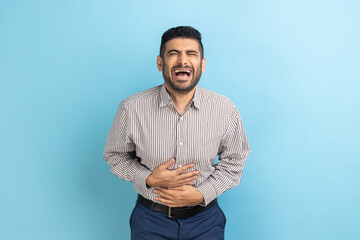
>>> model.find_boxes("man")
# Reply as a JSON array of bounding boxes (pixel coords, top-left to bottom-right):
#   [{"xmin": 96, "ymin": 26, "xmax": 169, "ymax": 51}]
[{"xmin": 103, "ymin": 26, "xmax": 250, "ymax": 239}]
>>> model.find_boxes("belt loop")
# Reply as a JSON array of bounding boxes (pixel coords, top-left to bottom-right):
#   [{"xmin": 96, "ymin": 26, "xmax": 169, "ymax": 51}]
[
  {"xmin": 168, "ymin": 207, "xmax": 173, "ymax": 218},
  {"xmin": 151, "ymin": 201, "xmax": 155, "ymax": 210}
]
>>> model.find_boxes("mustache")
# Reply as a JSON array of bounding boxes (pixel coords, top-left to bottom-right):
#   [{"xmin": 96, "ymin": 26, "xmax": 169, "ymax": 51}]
[{"xmin": 171, "ymin": 65, "xmax": 193, "ymax": 71}]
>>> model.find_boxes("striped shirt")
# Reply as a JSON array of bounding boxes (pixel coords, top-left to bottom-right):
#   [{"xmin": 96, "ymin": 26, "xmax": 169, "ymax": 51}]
[{"xmin": 103, "ymin": 84, "xmax": 250, "ymax": 205}]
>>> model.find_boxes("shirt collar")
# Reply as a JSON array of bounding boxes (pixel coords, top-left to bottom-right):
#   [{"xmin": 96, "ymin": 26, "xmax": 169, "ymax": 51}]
[{"xmin": 159, "ymin": 84, "xmax": 202, "ymax": 109}]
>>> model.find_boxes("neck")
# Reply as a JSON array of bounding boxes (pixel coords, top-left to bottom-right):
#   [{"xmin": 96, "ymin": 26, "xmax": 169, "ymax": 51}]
[{"xmin": 164, "ymin": 83, "xmax": 196, "ymax": 115}]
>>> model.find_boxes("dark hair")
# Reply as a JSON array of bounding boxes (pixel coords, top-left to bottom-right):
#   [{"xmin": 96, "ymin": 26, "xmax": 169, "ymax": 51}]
[{"xmin": 160, "ymin": 26, "xmax": 204, "ymax": 59}]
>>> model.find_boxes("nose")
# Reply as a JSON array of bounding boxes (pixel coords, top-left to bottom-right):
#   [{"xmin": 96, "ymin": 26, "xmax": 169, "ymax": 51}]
[{"xmin": 178, "ymin": 53, "xmax": 189, "ymax": 66}]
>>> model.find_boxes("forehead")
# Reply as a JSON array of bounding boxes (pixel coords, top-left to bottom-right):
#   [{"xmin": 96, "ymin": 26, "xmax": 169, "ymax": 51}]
[{"xmin": 165, "ymin": 38, "xmax": 201, "ymax": 52}]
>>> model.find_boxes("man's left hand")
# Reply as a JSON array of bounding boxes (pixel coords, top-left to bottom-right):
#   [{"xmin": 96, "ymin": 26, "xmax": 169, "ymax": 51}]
[{"xmin": 154, "ymin": 185, "xmax": 204, "ymax": 207}]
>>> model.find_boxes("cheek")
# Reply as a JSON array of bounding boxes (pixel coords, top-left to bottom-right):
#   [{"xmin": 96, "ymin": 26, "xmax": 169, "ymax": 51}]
[
  {"xmin": 162, "ymin": 63, "xmax": 169, "ymax": 73},
  {"xmin": 196, "ymin": 64, "xmax": 202, "ymax": 74},
  {"xmin": 164, "ymin": 61, "xmax": 173, "ymax": 71}
]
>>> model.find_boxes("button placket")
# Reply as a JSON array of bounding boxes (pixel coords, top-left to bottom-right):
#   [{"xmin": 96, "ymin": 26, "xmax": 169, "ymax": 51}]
[{"xmin": 175, "ymin": 115, "xmax": 185, "ymax": 168}]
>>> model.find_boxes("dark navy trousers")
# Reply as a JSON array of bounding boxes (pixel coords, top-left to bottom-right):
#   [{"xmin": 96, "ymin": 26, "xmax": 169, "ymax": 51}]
[{"xmin": 130, "ymin": 201, "xmax": 226, "ymax": 240}]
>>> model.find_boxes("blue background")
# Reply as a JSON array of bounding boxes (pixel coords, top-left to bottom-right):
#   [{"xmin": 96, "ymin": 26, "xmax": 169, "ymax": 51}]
[{"xmin": 1, "ymin": 0, "xmax": 359, "ymax": 239}]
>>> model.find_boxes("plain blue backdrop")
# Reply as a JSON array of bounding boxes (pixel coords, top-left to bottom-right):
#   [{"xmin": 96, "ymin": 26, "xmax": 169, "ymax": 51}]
[{"xmin": 1, "ymin": 0, "xmax": 359, "ymax": 239}]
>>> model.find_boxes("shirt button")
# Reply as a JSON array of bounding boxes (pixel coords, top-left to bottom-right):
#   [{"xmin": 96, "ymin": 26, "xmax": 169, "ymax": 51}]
[
  {"xmin": 180, "ymin": 117, "xmax": 183, "ymax": 120},
  {"xmin": 179, "ymin": 142, "xmax": 183, "ymax": 146}
]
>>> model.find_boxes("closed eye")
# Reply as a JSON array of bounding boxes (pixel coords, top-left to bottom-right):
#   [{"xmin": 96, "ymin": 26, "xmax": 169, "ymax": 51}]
[
  {"xmin": 187, "ymin": 51, "xmax": 198, "ymax": 56},
  {"xmin": 168, "ymin": 50, "xmax": 180, "ymax": 56}
]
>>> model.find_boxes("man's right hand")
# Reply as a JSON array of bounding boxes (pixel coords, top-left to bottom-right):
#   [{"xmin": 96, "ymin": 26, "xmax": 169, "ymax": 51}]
[{"xmin": 146, "ymin": 158, "xmax": 199, "ymax": 188}]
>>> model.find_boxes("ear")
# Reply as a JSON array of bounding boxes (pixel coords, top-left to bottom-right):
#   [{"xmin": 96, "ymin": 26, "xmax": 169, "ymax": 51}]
[
  {"xmin": 201, "ymin": 57, "xmax": 206, "ymax": 73},
  {"xmin": 157, "ymin": 55, "xmax": 163, "ymax": 72}
]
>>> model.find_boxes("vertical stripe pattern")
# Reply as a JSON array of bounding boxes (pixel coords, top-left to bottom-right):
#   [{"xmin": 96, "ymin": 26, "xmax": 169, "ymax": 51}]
[{"xmin": 103, "ymin": 84, "xmax": 251, "ymax": 205}]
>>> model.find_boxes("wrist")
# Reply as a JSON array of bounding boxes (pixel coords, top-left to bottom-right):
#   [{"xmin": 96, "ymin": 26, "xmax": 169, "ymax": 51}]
[
  {"xmin": 195, "ymin": 190, "xmax": 205, "ymax": 204},
  {"xmin": 146, "ymin": 174, "xmax": 155, "ymax": 188}
]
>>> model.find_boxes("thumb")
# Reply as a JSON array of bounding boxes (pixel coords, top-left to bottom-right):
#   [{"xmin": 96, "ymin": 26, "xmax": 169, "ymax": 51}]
[{"xmin": 160, "ymin": 158, "xmax": 175, "ymax": 169}]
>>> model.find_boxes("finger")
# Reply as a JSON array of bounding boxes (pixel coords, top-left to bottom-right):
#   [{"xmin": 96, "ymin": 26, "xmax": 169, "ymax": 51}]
[
  {"xmin": 169, "ymin": 174, "xmax": 198, "ymax": 187},
  {"xmin": 175, "ymin": 163, "xmax": 196, "ymax": 174},
  {"xmin": 154, "ymin": 197, "xmax": 178, "ymax": 207},
  {"xmin": 175, "ymin": 171, "xmax": 198, "ymax": 181},
  {"xmin": 155, "ymin": 187, "xmax": 172, "ymax": 194},
  {"xmin": 160, "ymin": 158, "xmax": 175, "ymax": 169},
  {"xmin": 154, "ymin": 189, "xmax": 175, "ymax": 200},
  {"xmin": 155, "ymin": 187, "xmax": 178, "ymax": 197},
  {"xmin": 170, "ymin": 177, "xmax": 197, "ymax": 187},
  {"xmin": 167, "ymin": 185, "xmax": 186, "ymax": 191}
]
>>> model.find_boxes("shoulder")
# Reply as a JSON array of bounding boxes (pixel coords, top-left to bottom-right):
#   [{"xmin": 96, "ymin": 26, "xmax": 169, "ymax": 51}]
[
  {"xmin": 197, "ymin": 86, "xmax": 235, "ymax": 108},
  {"xmin": 121, "ymin": 85, "xmax": 161, "ymax": 107}
]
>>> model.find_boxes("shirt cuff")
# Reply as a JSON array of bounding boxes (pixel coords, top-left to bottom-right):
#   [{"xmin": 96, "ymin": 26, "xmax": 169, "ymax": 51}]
[
  {"xmin": 196, "ymin": 181, "xmax": 218, "ymax": 206},
  {"xmin": 134, "ymin": 166, "xmax": 153, "ymax": 190}
]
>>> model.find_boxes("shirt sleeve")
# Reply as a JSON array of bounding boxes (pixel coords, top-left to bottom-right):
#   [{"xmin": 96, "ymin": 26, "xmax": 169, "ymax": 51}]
[
  {"xmin": 196, "ymin": 105, "xmax": 251, "ymax": 205},
  {"xmin": 103, "ymin": 100, "xmax": 152, "ymax": 189}
]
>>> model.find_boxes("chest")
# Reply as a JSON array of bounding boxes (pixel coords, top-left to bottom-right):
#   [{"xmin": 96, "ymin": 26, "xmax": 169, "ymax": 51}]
[{"xmin": 130, "ymin": 106, "xmax": 227, "ymax": 170}]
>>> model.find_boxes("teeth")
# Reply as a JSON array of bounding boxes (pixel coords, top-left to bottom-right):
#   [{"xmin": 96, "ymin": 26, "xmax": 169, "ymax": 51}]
[{"xmin": 175, "ymin": 70, "xmax": 191, "ymax": 73}]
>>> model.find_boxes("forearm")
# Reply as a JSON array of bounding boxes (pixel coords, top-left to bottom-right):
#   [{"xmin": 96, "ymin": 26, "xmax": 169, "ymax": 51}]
[
  {"xmin": 104, "ymin": 151, "xmax": 152, "ymax": 188},
  {"xmin": 196, "ymin": 149, "xmax": 250, "ymax": 205}
]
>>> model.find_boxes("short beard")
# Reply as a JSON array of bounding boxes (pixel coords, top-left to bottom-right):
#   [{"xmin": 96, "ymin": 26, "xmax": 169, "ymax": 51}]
[{"xmin": 162, "ymin": 60, "xmax": 202, "ymax": 94}]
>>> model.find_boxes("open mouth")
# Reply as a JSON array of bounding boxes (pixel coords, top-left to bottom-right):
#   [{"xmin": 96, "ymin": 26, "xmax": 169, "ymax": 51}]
[{"xmin": 172, "ymin": 69, "xmax": 193, "ymax": 81}]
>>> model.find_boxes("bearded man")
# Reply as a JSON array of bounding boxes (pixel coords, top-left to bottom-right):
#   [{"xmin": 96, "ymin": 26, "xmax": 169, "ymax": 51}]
[{"xmin": 103, "ymin": 26, "xmax": 250, "ymax": 240}]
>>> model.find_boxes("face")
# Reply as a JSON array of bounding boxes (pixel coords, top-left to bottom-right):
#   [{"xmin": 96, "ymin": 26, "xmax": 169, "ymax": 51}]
[{"xmin": 157, "ymin": 38, "xmax": 206, "ymax": 93}]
